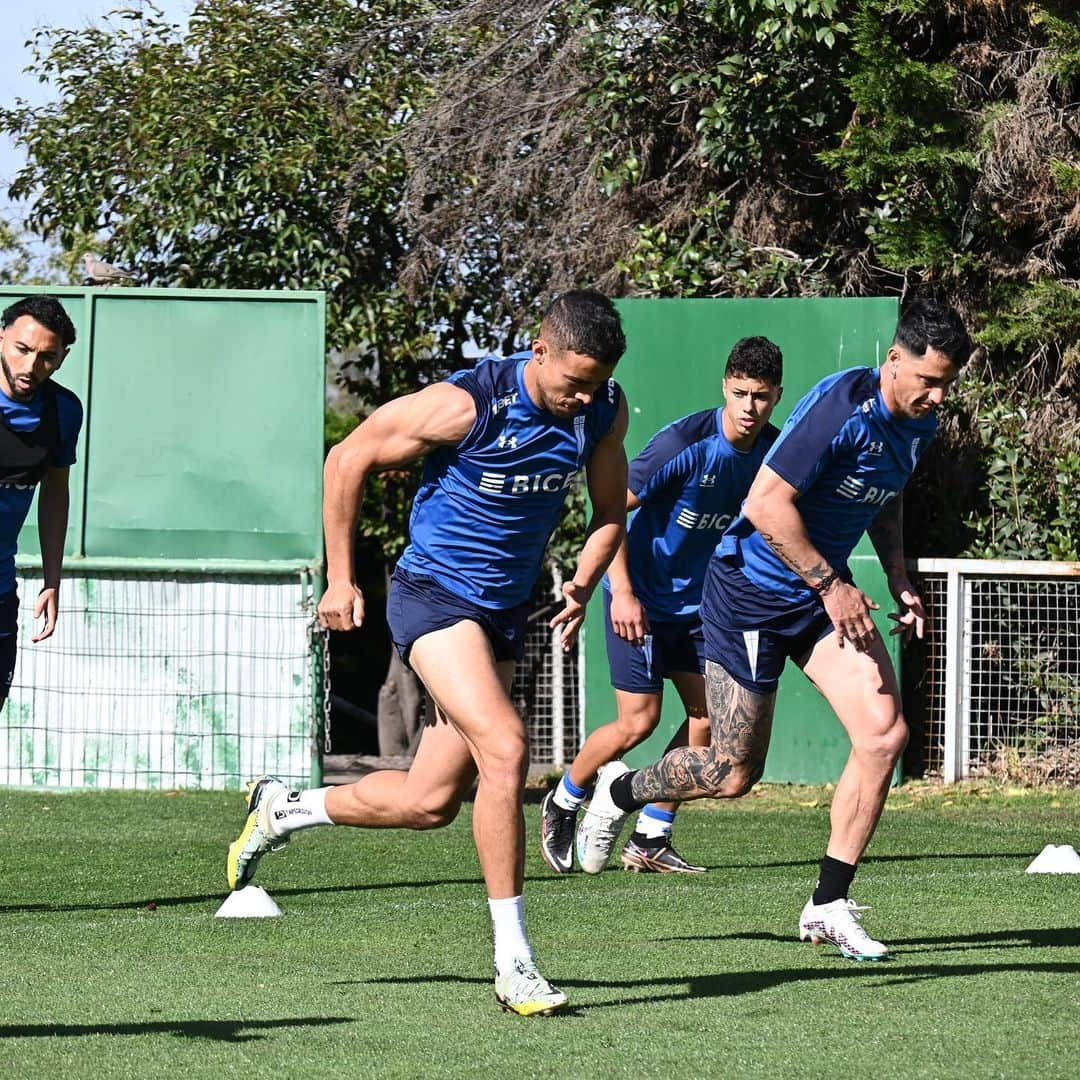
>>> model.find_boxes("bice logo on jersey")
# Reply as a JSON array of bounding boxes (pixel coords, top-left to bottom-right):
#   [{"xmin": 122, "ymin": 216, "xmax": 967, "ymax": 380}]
[
  {"xmin": 676, "ymin": 508, "xmax": 732, "ymax": 531},
  {"xmin": 479, "ymin": 470, "xmax": 580, "ymax": 494},
  {"xmin": 837, "ymin": 475, "xmax": 898, "ymax": 507}
]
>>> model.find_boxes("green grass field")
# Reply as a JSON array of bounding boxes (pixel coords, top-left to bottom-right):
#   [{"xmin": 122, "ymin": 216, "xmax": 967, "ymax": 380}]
[{"xmin": 2, "ymin": 782, "xmax": 1079, "ymax": 1078}]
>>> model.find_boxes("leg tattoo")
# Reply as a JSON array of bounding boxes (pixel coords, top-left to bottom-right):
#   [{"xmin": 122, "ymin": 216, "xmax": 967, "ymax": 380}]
[{"xmin": 629, "ymin": 661, "xmax": 775, "ymax": 803}]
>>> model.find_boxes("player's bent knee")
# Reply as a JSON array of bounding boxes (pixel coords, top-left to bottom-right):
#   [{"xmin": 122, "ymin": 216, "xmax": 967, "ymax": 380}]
[
  {"xmin": 614, "ymin": 713, "xmax": 660, "ymax": 748},
  {"xmin": 723, "ymin": 761, "xmax": 761, "ymax": 799},
  {"xmin": 407, "ymin": 796, "xmax": 463, "ymax": 830},
  {"xmin": 855, "ymin": 715, "xmax": 908, "ymax": 766},
  {"xmin": 473, "ymin": 733, "xmax": 529, "ymax": 780}
]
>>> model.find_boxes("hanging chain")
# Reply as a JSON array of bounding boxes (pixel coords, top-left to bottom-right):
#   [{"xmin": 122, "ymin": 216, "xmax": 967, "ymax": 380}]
[
  {"xmin": 308, "ymin": 609, "xmax": 333, "ymax": 755},
  {"xmin": 319, "ymin": 622, "xmax": 332, "ymax": 753}
]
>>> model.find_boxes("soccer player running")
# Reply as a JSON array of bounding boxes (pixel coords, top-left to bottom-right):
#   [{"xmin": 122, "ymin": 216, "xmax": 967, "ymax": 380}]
[
  {"xmin": 227, "ymin": 290, "xmax": 629, "ymax": 1016},
  {"xmin": 575, "ymin": 298, "xmax": 971, "ymax": 960},
  {"xmin": 0, "ymin": 296, "xmax": 83, "ymax": 707},
  {"xmin": 540, "ymin": 337, "xmax": 783, "ymax": 876}
]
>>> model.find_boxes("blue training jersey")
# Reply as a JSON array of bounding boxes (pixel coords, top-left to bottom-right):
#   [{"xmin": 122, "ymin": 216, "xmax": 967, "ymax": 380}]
[
  {"xmin": 0, "ymin": 381, "xmax": 83, "ymax": 594},
  {"xmin": 611, "ymin": 409, "xmax": 778, "ymax": 621},
  {"xmin": 397, "ymin": 353, "xmax": 623, "ymax": 609},
  {"xmin": 718, "ymin": 366, "xmax": 936, "ymax": 602}
]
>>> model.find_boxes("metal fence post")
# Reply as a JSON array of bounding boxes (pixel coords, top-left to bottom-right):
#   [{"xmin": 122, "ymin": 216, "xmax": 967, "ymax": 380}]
[
  {"xmin": 550, "ymin": 565, "xmax": 565, "ymax": 767},
  {"xmin": 943, "ymin": 566, "xmax": 964, "ymax": 781}
]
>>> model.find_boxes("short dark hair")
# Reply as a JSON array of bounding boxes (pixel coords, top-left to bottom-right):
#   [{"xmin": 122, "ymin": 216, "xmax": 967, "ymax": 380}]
[
  {"xmin": 540, "ymin": 289, "xmax": 626, "ymax": 368},
  {"xmin": 1, "ymin": 295, "xmax": 77, "ymax": 347},
  {"xmin": 725, "ymin": 336, "xmax": 783, "ymax": 385},
  {"xmin": 893, "ymin": 298, "xmax": 970, "ymax": 367}
]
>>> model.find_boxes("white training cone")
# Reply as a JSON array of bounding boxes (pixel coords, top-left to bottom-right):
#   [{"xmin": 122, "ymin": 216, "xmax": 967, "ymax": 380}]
[
  {"xmin": 215, "ymin": 885, "xmax": 284, "ymax": 917},
  {"xmin": 1025, "ymin": 844, "xmax": 1080, "ymax": 874}
]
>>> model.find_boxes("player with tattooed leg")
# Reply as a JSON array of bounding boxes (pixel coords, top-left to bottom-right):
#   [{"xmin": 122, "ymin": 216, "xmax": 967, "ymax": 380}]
[{"xmin": 576, "ymin": 299, "xmax": 971, "ymax": 960}]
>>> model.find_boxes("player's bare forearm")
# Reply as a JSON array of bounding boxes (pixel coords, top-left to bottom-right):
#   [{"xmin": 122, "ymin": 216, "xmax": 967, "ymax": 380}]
[
  {"xmin": 868, "ymin": 496, "xmax": 905, "ymax": 578},
  {"xmin": 604, "ymin": 505, "xmax": 636, "ymax": 596},
  {"xmin": 570, "ymin": 518, "xmax": 625, "ymax": 597},
  {"xmin": 37, "ymin": 470, "xmax": 70, "ymax": 590},
  {"xmin": 322, "ymin": 445, "xmax": 368, "ymax": 586},
  {"xmin": 744, "ymin": 484, "xmax": 835, "ymax": 591}
]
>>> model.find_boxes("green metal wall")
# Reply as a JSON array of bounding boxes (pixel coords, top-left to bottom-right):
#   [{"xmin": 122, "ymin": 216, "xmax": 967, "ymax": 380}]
[
  {"xmin": 583, "ymin": 297, "xmax": 900, "ymax": 784},
  {"xmin": 1, "ymin": 286, "xmax": 325, "ymax": 567}
]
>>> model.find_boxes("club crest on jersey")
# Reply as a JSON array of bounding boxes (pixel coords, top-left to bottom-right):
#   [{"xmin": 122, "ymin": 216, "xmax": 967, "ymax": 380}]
[
  {"xmin": 479, "ymin": 470, "xmax": 580, "ymax": 495},
  {"xmin": 837, "ymin": 475, "xmax": 898, "ymax": 507}
]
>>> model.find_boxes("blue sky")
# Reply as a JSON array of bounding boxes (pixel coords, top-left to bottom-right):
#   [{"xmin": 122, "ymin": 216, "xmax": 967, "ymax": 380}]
[{"xmin": 1, "ymin": 1, "xmax": 192, "ymax": 220}]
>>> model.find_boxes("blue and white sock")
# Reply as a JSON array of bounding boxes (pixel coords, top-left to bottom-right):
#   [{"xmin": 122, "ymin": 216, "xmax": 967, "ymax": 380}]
[
  {"xmin": 635, "ymin": 804, "xmax": 675, "ymax": 841},
  {"xmin": 552, "ymin": 774, "xmax": 587, "ymax": 812}
]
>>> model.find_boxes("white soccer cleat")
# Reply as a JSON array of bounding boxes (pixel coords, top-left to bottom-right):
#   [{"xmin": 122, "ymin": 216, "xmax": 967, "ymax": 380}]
[
  {"xmin": 494, "ymin": 960, "xmax": 568, "ymax": 1016},
  {"xmin": 575, "ymin": 761, "xmax": 631, "ymax": 874},
  {"xmin": 798, "ymin": 896, "xmax": 890, "ymax": 961},
  {"xmin": 226, "ymin": 775, "xmax": 290, "ymax": 891}
]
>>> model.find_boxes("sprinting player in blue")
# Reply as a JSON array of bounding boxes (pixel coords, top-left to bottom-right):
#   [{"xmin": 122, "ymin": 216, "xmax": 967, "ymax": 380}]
[
  {"xmin": 540, "ymin": 337, "xmax": 782, "ymax": 876},
  {"xmin": 576, "ymin": 298, "xmax": 971, "ymax": 960},
  {"xmin": 0, "ymin": 296, "xmax": 83, "ymax": 707},
  {"xmin": 227, "ymin": 290, "xmax": 629, "ymax": 1016}
]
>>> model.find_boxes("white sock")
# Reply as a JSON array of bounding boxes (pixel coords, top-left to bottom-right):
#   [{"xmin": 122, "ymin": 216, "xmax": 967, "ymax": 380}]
[
  {"xmin": 553, "ymin": 774, "xmax": 587, "ymax": 812},
  {"xmin": 635, "ymin": 804, "xmax": 675, "ymax": 840},
  {"xmin": 266, "ymin": 786, "xmax": 335, "ymax": 837},
  {"xmin": 488, "ymin": 895, "xmax": 534, "ymax": 974}
]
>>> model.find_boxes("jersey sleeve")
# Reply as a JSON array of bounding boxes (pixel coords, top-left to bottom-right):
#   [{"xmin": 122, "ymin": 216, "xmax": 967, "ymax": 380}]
[
  {"xmin": 628, "ymin": 409, "xmax": 715, "ymax": 501},
  {"xmin": 764, "ymin": 369, "xmax": 873, "ymax": 494},
  {"xmin": 53, "ymin": 388, "xmax": 84, "ymax": 468},
  {"xmin": 446, "ymin": 365, "xmax": 493, "ymax": 452},
  {"xmin": 588, "ymin": 378, "xmax": 623, "ymax": 448}
]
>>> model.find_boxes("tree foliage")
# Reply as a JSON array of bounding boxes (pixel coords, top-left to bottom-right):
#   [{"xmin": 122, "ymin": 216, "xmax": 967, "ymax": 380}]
[{"xmin": 1, "ymin": 0, "xmax": 1077, "ymax": 563}]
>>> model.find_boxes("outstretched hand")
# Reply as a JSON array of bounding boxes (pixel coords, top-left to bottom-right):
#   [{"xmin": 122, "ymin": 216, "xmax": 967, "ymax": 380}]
[
  {"xmin": 886, "ymin": 577, "xmax": 926, "ymax": 642},
  {"xmin": 32, "ymin": 587, "xmax": 59, "ymax": 642},
  {"xmin": 549, "ymin": 580, "xmax": 592, "ymax": 652}
]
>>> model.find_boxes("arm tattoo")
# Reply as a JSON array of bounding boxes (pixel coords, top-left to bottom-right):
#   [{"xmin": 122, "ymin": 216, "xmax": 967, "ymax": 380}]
[
  {"xmin": 758, "ymin": 529, "xmax": 834, "ymax": 590},
  {"xmin": 629, "ymin": 661, "xmax": 776, "ymax": 803}
]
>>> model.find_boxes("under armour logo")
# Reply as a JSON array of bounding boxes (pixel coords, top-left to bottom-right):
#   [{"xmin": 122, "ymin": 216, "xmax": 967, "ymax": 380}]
[
  {"xmin": 867, "ymin": 441, "xmax": 884, "ymax": 455},
  {"xmin": 498, "ymin": 434, "xmax": 518, "ymax": 449}
]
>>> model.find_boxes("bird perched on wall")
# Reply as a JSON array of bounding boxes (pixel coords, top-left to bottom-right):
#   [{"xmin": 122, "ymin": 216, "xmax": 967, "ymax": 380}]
[{"xmin": 83, "ymin": 253, "xmax": 136, "ymax": 285}]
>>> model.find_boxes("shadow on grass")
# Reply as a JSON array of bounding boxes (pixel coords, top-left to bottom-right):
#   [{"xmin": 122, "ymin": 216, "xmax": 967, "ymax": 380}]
[
  {"xmin": 0, "ymin": 877, "xmax": 487, "ymax": 915},
  {"xmin": 671, "ymin": 927, "xmax": 1080, "ymax": 952},
  {"xmin": 347, "ymin": 954, "xmax": 1080, "ymax": 1010},
  {"xmin": 694, "ymin": 850, "xmax": 1044, "ymax": 872},
  {"xmin": 0, "ymin": 1016, "xmax": 353, "ymax": 1043},
  {"xmin": 0, "ymin": 849, "xmax": 1047, "ymax": 915}
]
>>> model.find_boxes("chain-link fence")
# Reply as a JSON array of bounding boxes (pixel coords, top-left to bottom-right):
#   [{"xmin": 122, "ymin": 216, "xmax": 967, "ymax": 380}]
[
  {"xmin": 912, "ymin": 559, "xmax": 1080, "ymax": 783},
  {"xmin": 2, "ymin": 568, "xmax": 322, "ymax": 790},
  {"xmin": 513, "ymin": 573, "xmax": 581, "ymax": 768}
]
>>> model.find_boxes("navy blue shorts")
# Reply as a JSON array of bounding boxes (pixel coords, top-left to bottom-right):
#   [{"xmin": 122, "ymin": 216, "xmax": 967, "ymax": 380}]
[
  {"xmin": 603, "ymin": 588, "xmax": 706, "ymax": 694},
  {"xmin": 0, "ymin": 589, "xmax": 18, "ymax": 704},
  {"xmin": 701, "ymin": 559, "xmax": 835, "ymax": 695},
  {"xmin": 387, "ymin": 567, "xmax": 531, "ymax": 666}
]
